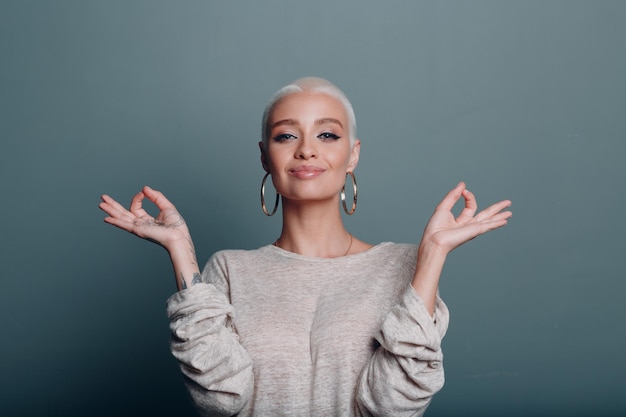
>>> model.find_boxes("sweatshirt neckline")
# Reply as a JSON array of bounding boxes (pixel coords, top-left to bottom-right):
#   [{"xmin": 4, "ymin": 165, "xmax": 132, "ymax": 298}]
[{"xmin": 262, "ymin": 241, "xmax": 394, "ymax": 262}]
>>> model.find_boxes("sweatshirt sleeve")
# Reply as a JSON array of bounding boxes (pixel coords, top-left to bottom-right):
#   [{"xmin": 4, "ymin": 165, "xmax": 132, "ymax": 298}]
[
  {"xmin": 356, "ymin": 285, "xmax": 449, "ymax": 417},
  {"xmin": 166, "ymin": 254, "xmax": 254, "ymax": 417}
]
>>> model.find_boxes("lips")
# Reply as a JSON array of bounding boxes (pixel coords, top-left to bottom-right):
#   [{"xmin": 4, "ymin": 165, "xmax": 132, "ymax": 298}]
[{"xmin": 288, "ymin": 165, "xmax": 326, "ymax": 179}]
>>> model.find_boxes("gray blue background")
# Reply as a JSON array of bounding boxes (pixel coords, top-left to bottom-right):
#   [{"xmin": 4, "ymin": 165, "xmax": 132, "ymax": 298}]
[{"xmin": 1, "ymin": 1, "xmax": 624, "ymax": 416}]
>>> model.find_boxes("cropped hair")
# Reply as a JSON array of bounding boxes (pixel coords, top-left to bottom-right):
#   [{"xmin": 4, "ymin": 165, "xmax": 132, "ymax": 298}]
[{"xmin": 261, "ymin": 77, "xmax": 357, "ymax": 148}]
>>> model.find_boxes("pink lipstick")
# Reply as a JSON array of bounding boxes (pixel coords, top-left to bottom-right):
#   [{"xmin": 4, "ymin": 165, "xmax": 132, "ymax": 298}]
[{"xmin": 289, "ymin": 165, "xmax": 326, "ymax": 179}]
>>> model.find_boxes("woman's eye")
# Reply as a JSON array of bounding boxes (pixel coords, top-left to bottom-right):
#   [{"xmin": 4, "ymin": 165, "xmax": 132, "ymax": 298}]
[
  {"xmin": 318, "ymin": 132, "xmax": 340, "ymax": 141},
  {"xmin": 272, "ymin": 133, "xmax": 297, "ymax": 142}
]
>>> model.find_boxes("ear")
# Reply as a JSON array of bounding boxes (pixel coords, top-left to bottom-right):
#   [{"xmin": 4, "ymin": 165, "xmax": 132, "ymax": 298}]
[
  {"xmin": 259, "ymin": 141, "xmax": 271, "ymax": 173},
  {"xmin": 347, "ymin": 139, "xmax": 361, "ymax": 172}
]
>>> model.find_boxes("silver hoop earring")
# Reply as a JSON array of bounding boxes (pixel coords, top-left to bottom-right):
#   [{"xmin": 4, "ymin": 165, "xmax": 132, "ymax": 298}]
[
  {"xmin": 261, "ymin": 172, "xmax": 279, "ymax": 216},
  {"xmin": 341, "ymin": 172, "xmax": 357, "ymax": 215}
]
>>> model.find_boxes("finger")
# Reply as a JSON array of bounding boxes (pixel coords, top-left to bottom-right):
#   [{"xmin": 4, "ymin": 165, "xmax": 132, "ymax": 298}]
[
  {"xmin": 476, "ymin": 217, "xmax": 510, "ymax": 233},
  {"xmin": 474, "ymin": 200, "xmax": 512, "ymax": 222},
  {"xmin": 99, "ymin": 198, "xmax": 133, "ymax": 220},
  {"xmin": 129, "ymin": 191, "xmax": 150, "ymax": 217},
  {"xmin": 99, "ymin": 201, "xmax": 122, "ymax": 218},
  {"xmin": 435, "ymin": 182, "xmax": 466, "ymax": 212},
  {"xmin": 100, "ymin": 194, "xmax": 131, "ymax": 215},
  {"xmin": 480, "ymin": 210, "xmax": 512, "ymax": 224},
  {"xmin": 103, "ymin": 215, "xmax": 137, "ymax": 233},
  {"xmin": 460, "ymin": 216, "xmax": 511, "ymax": 243},
  {"xmin": 142, "ymin": 185, "xmax": 177, "ymax": 211},
  {"xmin": 455, "ymin": 189, "xmax": 478, "ymax": 224},
  {"xmin": 100, "ymin": 203, "xmax": 143, "ymax": 231}
]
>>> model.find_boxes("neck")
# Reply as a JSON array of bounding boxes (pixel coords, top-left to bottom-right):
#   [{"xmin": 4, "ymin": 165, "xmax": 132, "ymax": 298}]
[{"xmin": 275, "ymin": 197, "xmax": 352, "ymax": 258}]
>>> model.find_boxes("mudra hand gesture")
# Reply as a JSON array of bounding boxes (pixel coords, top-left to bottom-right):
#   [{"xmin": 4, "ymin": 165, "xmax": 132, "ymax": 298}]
[
  {"xmin": 422, "ymin": 181, "xmax": 512, "ymax": 255},
  {"xmin": 99, "ymin": 185, "xmax": 190, "ymax": 252},
  {"xmin": 412, "ymin": 182, "xmax": 512, "ymax": 315}
]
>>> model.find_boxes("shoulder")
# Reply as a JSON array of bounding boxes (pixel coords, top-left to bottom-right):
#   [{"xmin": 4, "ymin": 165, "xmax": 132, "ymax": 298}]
[
  {"xmin": 200, "ymin": 245, "xmax": 276, "ymax": 287},
  {"xmin": 357, "ymin": 243, "xmax": 419, "ymax": 282},
  {"xmin": 347, "ymin": 242, "xmax": 419, "ymax": 297},
  {"xmin": 343, "ymin": 242, "xmax": 419, "ymax": 281},
  {"xmin": 203, "ymin": 242, "xmax": 418, "ymax": 275},
  {"xmin": 204, "ymin": 245, "xmax": 276, "ymax": 270},
  {"xmin": 358, "ymin": 242, "xmax": 418, "ymax": 263}
]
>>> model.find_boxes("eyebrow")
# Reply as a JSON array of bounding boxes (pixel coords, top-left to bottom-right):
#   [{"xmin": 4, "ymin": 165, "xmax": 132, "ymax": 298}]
[
  {"xmin": 271, "ymin": 119, "xmax": 298, "ymax": 129},
  {"xmin": 315, "ymin": 118, "xmax": 343, "ymax": 128},
  {"xmin": 271, "ymin": 118, "xmax": 344, "ymax": 129}
]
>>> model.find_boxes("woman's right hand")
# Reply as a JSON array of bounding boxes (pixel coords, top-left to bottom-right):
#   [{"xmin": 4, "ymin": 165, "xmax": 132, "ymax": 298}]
[{"xmin": 99, "ymin": 185, "xmax": 190, "ymax": 252}]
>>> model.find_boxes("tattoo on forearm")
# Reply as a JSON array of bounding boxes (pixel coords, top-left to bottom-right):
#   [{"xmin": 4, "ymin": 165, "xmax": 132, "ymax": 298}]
[
  {"xmin": 191, "ymin": 273, "xmax": 202, "ymax": 285},
  {"xmin": 187, "ymin": 235, "xmax": 197, "ymax": 266},
  {"xmin": 180, "ymin": 272, "xmax": 203, "ymax": 290}
]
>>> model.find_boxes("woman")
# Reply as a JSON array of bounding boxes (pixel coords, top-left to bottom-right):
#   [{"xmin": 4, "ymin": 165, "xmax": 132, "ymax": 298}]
[{"xmin": 99, "ymin": 77, "xmax": 512, "ymax": 417}]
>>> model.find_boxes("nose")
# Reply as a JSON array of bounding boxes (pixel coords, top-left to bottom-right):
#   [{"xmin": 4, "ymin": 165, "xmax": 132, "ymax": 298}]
[{"xmin": 295, "ymin": 136, "xmax": 317, "ymax": 160}]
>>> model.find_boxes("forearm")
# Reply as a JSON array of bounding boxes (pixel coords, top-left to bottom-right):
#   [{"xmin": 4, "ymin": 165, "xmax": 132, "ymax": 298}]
[
  {"xmin": 167, "ymin": 283, "xmax": 254, "ymax": 416},
  {"xmin": 411, "ymin": 243, "xmax": 447, "ymax": 316},
  {"xmin": 167, "ymin": 235, "xmax": 201, "ymax": 291},
  {"xmin": 357, "ymin": 287, "xmax": 449, "ymax": 416}
]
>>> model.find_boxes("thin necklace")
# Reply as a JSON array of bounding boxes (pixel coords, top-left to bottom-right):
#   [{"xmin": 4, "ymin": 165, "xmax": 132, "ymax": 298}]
[
  {"xmin": 343, "ymin": 233, "xmax": 354, "ymax": 256},
  {"xmin": 274, "ymin": 233, "xmax": 354, "ymax": 257}
]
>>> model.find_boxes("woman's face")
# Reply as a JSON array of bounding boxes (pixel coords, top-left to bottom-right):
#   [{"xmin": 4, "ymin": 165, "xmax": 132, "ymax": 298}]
[{"xmin": 261, "ymin": 91, "xmax": 360, "ymax": 204}]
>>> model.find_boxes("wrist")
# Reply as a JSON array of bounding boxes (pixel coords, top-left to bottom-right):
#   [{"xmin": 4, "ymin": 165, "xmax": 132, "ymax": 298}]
[
  {"xmin": 417, "ymin": 240, "xmax": 449, "ymax": 261},
  {"xmin": 412, "ymin": 241, "xmax": 448, "ymax": 315},
  {"xmin": 163, "ymin": 231, "xmax": 192, "ymax": 252},
  {"xmin": 165, "ymin": 235, "xmax": 197, "ymax": 264}
]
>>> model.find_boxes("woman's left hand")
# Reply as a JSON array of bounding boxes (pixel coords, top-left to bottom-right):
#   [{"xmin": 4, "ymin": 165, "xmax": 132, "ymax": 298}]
[
  {"xmin": 412, "ymin": 182, "xmax": 511, "ymax": 315},
  {"xmin": 421, "ymin": 182, "xmax": 512, "ymax": 255}
]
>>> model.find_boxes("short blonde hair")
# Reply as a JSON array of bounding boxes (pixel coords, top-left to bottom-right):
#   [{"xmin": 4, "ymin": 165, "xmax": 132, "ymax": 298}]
[{"xmin": 261, "ymin": 77, "xmax": 357, "ymax": 148}]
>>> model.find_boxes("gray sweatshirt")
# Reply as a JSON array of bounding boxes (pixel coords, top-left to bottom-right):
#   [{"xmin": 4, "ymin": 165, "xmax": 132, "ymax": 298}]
[{"xmin": 167, "ymin": 242, "xmax": 449, "ymax": 417}]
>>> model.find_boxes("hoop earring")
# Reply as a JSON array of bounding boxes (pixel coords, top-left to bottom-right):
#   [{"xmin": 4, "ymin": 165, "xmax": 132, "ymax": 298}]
[
  {"xmin": 341, "ymin": 172, "xmax": 357, "ymax": 215},
  {"xmin": 261, "ymin": 172, "xmax": 279, "ymax": 216}
]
